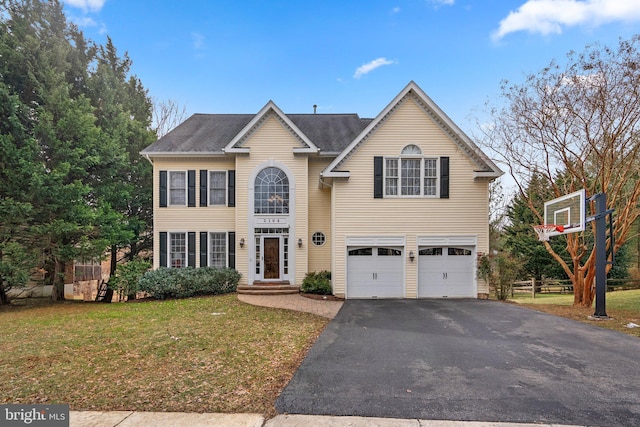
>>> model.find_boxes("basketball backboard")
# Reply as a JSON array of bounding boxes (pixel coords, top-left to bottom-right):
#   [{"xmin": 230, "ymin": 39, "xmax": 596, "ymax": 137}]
[{"xmin": 543, "ymin": 189, "xmax": 586, "ymax": 237}]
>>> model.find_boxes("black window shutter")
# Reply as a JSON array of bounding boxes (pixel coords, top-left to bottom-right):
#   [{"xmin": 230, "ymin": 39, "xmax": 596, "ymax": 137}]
[
  {"xmin": 187, "ymin": 170, "xmax": 196, "ymax": 207},
  {"xmin": 200, "ymin": 232, "xmax": 208, "ymax": 267},
  {"xmin": 200, "ymin": 170, "xmax": 208, "ymax": 207},
  {"xmin": 228, "ymin": 170, "xmax": 236, "ymax": 207},
  {"xmin": 159, "ymin": 232, "xmax": 167, "ymax": 267},
  {"xmin": 373, "ymin": 157, "xmax": 383, "ymax": 199},
  {"xmin": 159, "ymin": 171, "xmax": 167, "ymax": 207},
  {"xmin": 440, "ymin": 157, "xmax": 450, "ymax": 199},
  {"xmin": 188, "ymin": 232, "xmax": 196, "ymax": 267},
  {"xmin": 228, "ymin": 232, "xmax": 236, "ymax": 269}
]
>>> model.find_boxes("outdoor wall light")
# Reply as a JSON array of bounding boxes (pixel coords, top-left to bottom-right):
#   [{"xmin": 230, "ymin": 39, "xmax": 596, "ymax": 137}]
[
  {"xmin": 239, "ymin": 238, "xmax": 245, "ymax": 248},
  {"xmin": 409, "ymin": 251, "xmax": 415, "ymax": 262},
  {"xmin": 298, "ymin": 238, "xmax": 303, "ymax": 248}
]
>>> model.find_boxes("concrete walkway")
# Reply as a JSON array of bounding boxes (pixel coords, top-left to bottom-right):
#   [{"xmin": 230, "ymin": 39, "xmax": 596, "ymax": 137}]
[
  {"xmin": 237, "ymin": 293, "xmax": 344, "ymax": 319},
  {"xmin": 70, "ymin": 411, "xmax": 582, "ymax": 426}
]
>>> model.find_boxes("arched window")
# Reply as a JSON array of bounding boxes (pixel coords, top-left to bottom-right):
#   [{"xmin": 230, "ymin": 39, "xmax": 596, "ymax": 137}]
[
  {"xmin": 254, "ymin": 167, "xmax": 289, "ymax": 214},
  {"xmin": 401, "ymin": 144, "xmax": 422, "ymax": 155}
]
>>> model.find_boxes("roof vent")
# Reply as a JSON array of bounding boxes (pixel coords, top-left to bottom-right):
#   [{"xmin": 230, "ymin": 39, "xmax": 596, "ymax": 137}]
[{"xmin": 313, "ymin": 104, "xmax": 317, "ymax": 114}]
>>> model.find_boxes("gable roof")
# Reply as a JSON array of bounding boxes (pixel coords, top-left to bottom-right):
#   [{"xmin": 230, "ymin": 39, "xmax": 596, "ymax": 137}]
[
  {"xmin": 141, "ymin": 103, "xmax": 372, "ymax": 157},
  {"xmin": 322, "ymin": 81, "xmax": 503, "ymax": 179}
]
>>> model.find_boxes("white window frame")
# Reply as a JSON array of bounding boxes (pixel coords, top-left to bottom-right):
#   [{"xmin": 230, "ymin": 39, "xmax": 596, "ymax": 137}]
[
  {"xmin": 168, "ymin": 171, "xmax": 187, "ymax": 206},
  {"xmin": 384, "ymin": 146, "xmax": 439, "ymax": 198},
  {"xmin": 169, "ymin": 232, "xmax": 187, "ymax": 268},
  {"xmin": 208, "ymin": 171, "xmax": 227, "ymax": 206},
  {"xmin": 209, "ymin": 231, "xmax": 228, "ymax": 268}
]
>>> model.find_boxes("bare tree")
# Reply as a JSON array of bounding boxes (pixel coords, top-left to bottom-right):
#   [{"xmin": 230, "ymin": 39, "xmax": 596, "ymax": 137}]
[
  {"xmin": 152, "ymin": 98, "xmax": 188, "ymax": 138},
  {"xmin": 481, "ymin": 35, "xmax": 640, "ymax": 307}
]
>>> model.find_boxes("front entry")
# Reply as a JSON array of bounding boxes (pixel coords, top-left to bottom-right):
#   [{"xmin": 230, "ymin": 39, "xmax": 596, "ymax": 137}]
[{"xmin": 263, "ymin": 237, "xmax": 280, "ymax": 279}]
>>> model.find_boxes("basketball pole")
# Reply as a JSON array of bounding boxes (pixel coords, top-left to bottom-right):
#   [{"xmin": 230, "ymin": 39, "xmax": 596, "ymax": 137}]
[{"xmin": 590, "ymin": 193, "xmax": 609, "ymax": 319}]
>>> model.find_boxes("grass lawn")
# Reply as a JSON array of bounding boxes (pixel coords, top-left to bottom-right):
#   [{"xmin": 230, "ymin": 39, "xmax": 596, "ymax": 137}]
[
  {"xmin": 509, "ymin": 289, "xmax": 640, "ymax": 338},
  {"xmin": 0, "ymin": 294, "xmax": 328, "ymax": 415}
]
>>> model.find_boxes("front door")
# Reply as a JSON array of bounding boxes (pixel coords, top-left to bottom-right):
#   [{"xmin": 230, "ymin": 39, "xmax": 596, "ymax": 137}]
[{"xmin": 263, "ymin": 237, "xmax": 280, "ymax": 279}]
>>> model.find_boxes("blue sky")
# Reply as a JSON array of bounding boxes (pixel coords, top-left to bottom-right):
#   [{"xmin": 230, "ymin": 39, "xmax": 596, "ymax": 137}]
[{"xmin": 63, "ymin": 0, "xmax": 640, "ymax": 135}]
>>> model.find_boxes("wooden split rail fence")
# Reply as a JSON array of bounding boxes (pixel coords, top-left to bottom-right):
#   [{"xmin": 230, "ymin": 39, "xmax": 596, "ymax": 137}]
[{"xmin": 509, "ymin": 278, "xmax": 640, "ymax": 298}]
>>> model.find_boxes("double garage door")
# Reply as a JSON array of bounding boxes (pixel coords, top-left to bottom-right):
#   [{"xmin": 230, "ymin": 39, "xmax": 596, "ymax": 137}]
[{"xmin": 346, "ymin": 241, "xmax": 475, "ymax": 299}]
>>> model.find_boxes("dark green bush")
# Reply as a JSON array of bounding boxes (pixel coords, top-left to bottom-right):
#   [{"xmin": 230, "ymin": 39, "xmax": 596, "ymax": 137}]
[
  {"xmin": 137, "ymin": 267, "xmax": 240, "ymax": 299},
  {"xmin": 301, "ymin": 270, "xmax": 332, "ymax": 295}
]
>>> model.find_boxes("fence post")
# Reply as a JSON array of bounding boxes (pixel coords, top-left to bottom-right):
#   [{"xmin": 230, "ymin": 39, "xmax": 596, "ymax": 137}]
[{"xmin": 531, "ymin": 277, "xmax": 536, "ymax": 299}]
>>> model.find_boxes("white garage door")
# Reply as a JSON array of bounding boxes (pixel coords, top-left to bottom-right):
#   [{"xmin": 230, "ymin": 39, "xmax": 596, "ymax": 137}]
[
  {"xmin": 347, "ymin": 247, "xmax": 404, "ymax": 298},
  {"xmin": 418, "ymin": 246, "xmax": 474, "ymax": 298}
]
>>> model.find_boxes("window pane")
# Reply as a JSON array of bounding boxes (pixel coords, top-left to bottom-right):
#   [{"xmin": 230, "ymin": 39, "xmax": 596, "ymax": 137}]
[
  {"xmin": 424, "ymin": 159, "xmax": 437, "ymax": 196},
  {"xmin": 170, "ymin": 233, "xmax": 186, "ymax": 268},
  {"xmin": 209, "ymin": 232, "xmax": 227, "ymax": 267},
  {"xmin": 169, "ymin": 172, "xmax": 186, "ymax": 205},
  {"xmin": 401, "ymin": 144, "xmax": 422, "ymax": 155},
  {"xmin": 348, "ymin": 248, "xmax": 373, "ymax": 256},
  {"xmin": 312, "ymin": 231, "xmax": 326, "ymax": 246},
  {"xmin": 385, "ymin": 158, "xmax": 398, "ymax": 196},
  {"xmin": 401, "ymin": 159, "xmax": 421, "ymax": 195},
  {"xmin": 209, "ymin": 171, "xmax": 226, "ymax": 205},
  {"xmin": 254, "ymin": 167, "xmax": 289, "ymax": 214},
  {"xmin": 419, "ymin": 248, "xmax": 443, "ymax": 256},
  {"xmin": 378, "ymin": 248, "xmax": 402, "ymax": 256},
  {"xmin": 448, "ymin": 247, "xmax": 472, "ymax": 256}
]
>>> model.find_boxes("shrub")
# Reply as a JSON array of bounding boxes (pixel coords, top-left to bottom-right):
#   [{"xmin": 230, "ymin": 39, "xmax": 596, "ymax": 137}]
[
  {"xmin": 109, "ymin": 259, "xmax": 151, "ymax": 300},
  {"xmin": 301, "ymin": 270, "xmax": 332, "ymax": 295},
  {"xmin": 477, "ymin": 253, "xmax": 521, "ymax": 300},
  {"xmin": 137, "ymin": 267, "xmax": 241, "ymax": 299}
]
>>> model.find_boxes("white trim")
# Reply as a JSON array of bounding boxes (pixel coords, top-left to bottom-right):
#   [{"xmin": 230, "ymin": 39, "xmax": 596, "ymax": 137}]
[
  {"xmin": 247, "ymin": 161, "xmax": 296, "ymax": 284},
  {"xmin": 168, "ymin": 170, "xmax": 187, "ymax": 206},
  {"xmin": 418, "ymin": 235, "xmax": 477, "ymax": 246},
  {"xmin": 168, "ymin": 231, "xmax": 188, "ymax": 269},
  {"xmin": 224, "ymin": 101, "xmax": 320, "ymax": 153},
  {"xmin": 207, "ymin": 231, "xmax": 229, "ymax": 269},
  {"xmin": 346, "ymin": 236, "xmax": 406, "ymax": 246},
  {"xmin": 141, "ymin": 151, "xmax": 228, "ymax": 157}
]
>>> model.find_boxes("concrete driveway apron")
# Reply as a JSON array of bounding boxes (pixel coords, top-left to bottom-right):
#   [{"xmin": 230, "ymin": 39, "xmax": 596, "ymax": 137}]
[{"xmin": 276, "ymin": 299, "xmax": 640, "ymax": 426}]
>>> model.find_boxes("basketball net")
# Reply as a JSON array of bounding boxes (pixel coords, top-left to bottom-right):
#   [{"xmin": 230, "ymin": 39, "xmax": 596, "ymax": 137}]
[{"xmin": 533, "ymin": 224, "xmax": 565, "ymax": 242}]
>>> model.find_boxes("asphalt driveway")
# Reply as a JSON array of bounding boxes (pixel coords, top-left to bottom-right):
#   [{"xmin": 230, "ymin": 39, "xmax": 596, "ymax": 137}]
[{"xmin": 276, "ymin": 299, "xmax": 640, "ymax": 426}]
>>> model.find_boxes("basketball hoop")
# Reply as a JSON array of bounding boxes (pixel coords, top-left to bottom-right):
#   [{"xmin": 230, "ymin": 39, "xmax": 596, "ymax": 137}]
[{"xmin": 533, "ymin": 224, "xmax": 565, "ymax": 241}]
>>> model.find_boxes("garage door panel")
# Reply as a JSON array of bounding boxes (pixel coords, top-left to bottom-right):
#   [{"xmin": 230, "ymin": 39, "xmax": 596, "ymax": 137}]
[
  {"xmin": 419, "ymin": 246, "xmax": 474, "ymax": 298},
  {"xmin": 347, "ymin": 246, "xmax": 403, "ymax": 299}
]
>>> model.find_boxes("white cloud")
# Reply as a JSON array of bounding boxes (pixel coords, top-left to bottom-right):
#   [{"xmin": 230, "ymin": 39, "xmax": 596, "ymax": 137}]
[
  {"xmin": 64, "ymin": 0, "xmax": 107, "ymax": 13},
  {"xmin": 191, "ymin": 32, "xmax": 205, "ymax": 50},
  {"xmin": 493, "ymin": 0, "xmax": 640, "ymax": 41},
  {"xmin": 431, "ymin": 0, "xmax": 455, "ymax": 5},
  {"xmin": 353, "ymin": 57, "xmax": 396, "ymax": 79}
]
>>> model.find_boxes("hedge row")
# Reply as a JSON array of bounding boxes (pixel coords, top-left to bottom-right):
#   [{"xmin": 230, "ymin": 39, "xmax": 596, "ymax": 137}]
[{"xmin": 137, "ymin": 267, "xmax": 241, "ymax": 299}]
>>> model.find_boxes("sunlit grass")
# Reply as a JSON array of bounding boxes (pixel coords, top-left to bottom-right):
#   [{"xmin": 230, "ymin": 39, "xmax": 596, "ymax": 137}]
[
  {"xmin": 0, "ymin": 295, "xmax": 328, "ymax": 415},
  {"xmin": 509, "ymin": 289, "xmax": 640, "ymax": 337}
]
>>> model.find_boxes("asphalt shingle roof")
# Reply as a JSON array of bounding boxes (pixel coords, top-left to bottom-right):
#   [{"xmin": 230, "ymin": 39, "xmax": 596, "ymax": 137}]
[{"xmin": 141, "ymin": 113, "xmax": 373, "ymax": 154}]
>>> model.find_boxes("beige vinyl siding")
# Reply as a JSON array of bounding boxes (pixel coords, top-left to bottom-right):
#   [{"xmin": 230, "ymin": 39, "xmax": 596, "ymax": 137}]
[
  {"xmin": 152, "ymin": 158, "xmax": 236, "ymax": 269},
  {"xmin": 332, "ymin": 97, "xmax": 490, "ymax": 298},
  {"xmin": 308, "ymin": 158, "xmax": 333, "ymax": 273},
  {"xmin": 237, "ymin": 114, "xmax": 309, "ymax": 286}
]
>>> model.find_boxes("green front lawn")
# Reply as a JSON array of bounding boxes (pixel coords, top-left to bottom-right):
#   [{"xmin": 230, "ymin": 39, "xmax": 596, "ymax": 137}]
[
  {"xmin": 0, "ymin": 295, "xmax": 328, "ymax": 415},
  {"xmin": 509, "ymin": 289, "xmax": 640, "ymax": 337}
]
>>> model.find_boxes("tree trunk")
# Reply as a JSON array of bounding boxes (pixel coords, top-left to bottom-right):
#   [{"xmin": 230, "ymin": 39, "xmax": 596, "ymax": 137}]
[
  {"xmin": 110, "ymin": 245, "xmax": 117, "ymax": 276},
  {"xmin": 0, "ymin": 286, "xmax": 10, "ymax": 305},
  {"xmin": 50, "ymin": 260, "xmax": 65, "ymax": 301}
]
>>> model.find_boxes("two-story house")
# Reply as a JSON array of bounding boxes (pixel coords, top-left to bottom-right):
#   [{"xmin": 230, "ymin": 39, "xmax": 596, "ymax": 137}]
[{"xmin": 141, "ymin": 81, "xmax": 502, "ymax": 299}]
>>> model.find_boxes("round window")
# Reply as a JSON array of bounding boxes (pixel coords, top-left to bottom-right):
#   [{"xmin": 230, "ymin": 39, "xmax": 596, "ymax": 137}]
[{"xmin": 312, "ymin": 232, "xmax": 326, "ymax": 246}]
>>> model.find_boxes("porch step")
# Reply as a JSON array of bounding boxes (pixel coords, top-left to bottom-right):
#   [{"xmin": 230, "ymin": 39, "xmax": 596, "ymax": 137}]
[{"xmin": 237, "ymin": 283, "xmax": 300, "ymax": 295}]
